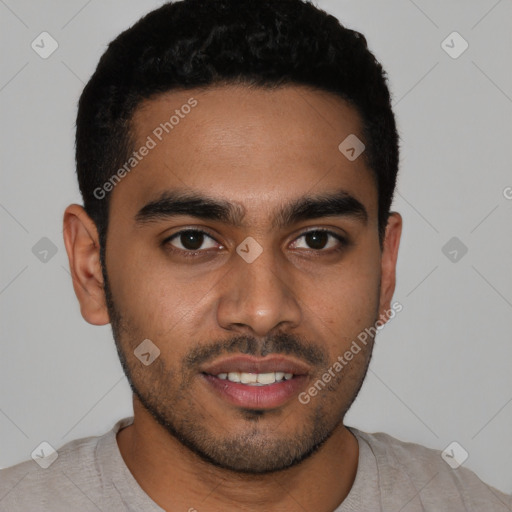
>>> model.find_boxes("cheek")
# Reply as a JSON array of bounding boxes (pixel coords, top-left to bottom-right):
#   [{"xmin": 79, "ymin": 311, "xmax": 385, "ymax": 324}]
[
  {"xmin": 108, "ymin": 246, "xmax": 219, "ymax": 343},
  {"xmin": 311, "ymin": 248, "xmax": 381, "ymax": 340}
]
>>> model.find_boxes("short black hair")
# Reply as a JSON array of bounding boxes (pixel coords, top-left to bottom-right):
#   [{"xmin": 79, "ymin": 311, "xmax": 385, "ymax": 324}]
[{"xmin": 75, "ymin": 0, "xmax": 399, "ymax": 265}]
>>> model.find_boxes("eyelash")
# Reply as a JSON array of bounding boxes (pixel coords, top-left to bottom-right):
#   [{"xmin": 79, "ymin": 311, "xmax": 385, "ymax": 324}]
[{"xmin": 162, "ymin": 228, "xmax": 348, "ymax": 258}]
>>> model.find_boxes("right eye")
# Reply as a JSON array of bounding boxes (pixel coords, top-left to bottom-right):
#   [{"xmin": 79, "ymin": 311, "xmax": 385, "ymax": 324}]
[{"xmin": 163, "ymin": 229, "xmax": 220, "ymax": 256}]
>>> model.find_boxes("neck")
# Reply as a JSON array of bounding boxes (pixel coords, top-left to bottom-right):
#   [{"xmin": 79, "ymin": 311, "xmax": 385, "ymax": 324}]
[{"xmin": 116, "ymin": 398, "xmax": 359, "ymax": 512}]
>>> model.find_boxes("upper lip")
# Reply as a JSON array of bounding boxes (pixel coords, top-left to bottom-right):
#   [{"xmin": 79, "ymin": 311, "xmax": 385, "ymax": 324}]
[{"xmin": 200, "ymin": 355, "xmax": 311, "ymax": 376}]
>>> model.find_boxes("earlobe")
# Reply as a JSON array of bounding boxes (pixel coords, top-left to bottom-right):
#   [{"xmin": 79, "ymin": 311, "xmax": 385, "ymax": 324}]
[
  {"xmin": 62, "ymin": 204, "xmax": 110, "ymax": 326},
  {"xmin": 378, "ymin": 212, "xmax": 402, "ymax": 322}
]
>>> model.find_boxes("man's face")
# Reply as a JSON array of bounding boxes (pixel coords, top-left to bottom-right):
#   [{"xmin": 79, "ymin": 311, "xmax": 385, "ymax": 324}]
[{"xmin": 101, "ymin": 85, "xmax": 392, "ymax": 473}]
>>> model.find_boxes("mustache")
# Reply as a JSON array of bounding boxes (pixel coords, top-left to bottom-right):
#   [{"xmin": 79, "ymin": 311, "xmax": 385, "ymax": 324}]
[{"xmin": 184, "ymin": 332, "xmax": 328, "ymax": 369}]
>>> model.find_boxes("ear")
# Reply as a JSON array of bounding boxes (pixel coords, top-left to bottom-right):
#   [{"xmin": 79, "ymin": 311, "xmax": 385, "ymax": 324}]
[
  {"xmin": 377, "ymin": 212, "xmax": 402, "ymax": 322},
  {"xmin": 62, "ymin": 204, "xmax": 110, "ymax": 325}
]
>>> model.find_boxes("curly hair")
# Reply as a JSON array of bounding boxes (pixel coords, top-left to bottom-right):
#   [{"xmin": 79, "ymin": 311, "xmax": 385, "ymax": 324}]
[{"xmin": 75, "ymin": 0, "xmax": 399, "ymax": 260}]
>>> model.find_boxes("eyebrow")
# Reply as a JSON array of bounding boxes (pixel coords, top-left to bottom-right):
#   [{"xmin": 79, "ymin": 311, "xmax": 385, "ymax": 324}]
[{"xmin": 134, "ymin": 188, "xmax": 368, "ymax": 229}]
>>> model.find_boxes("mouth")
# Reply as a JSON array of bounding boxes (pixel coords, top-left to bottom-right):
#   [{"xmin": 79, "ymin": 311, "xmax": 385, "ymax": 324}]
[
  {"xmin": 212, "ymin": 371, "xmax": 294, "ymax": 385},
  {"xmin": 199, "ymin": 355, "xmax": 310, "ymax": 409}
]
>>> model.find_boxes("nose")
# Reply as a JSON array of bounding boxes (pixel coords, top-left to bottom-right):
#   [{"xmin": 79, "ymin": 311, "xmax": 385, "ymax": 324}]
[{"xmin": 216, "ymin": 243, "xmax": 302, "ymax": 337}]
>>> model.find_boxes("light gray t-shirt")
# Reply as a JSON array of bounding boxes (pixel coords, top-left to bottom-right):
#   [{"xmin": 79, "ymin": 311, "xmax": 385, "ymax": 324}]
[{"xmin": 0, "ymin": 416, "xmax": 510, "ymax": 511}]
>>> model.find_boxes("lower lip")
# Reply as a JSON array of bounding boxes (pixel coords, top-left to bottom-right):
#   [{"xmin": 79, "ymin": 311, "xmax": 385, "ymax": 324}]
[{"xmin": 202, "ymin": 374, "xmax": 308, "ymax": 409}]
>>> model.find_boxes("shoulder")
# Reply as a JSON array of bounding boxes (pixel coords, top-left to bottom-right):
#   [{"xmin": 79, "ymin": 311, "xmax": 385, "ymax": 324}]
[
  {"xmin": 0, "ymin": 420, "xmax": 129, "ymax": 512},
  {"xmin": 351, "ymin": 428, "xmax": 511, "ymax": 511}
]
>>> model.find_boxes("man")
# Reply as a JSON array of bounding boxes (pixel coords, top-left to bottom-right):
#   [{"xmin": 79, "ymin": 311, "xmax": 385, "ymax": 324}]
[{"xmin": 1, "ymin": 0, "xmax": 510, "ymax": 510}]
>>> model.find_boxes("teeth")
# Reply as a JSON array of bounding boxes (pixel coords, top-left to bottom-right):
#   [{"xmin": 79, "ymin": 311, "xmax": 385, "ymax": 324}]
[
  {"xmin": 256, "ymin": 373, "xmax": 276, "ymax": 385},
  {"xmin": 214, "ymin": 371, "xmax": 294, "ymax": 385},
  {"xmin": 240, "ymin": 372, "xmax": 258, "ymax": 384}
]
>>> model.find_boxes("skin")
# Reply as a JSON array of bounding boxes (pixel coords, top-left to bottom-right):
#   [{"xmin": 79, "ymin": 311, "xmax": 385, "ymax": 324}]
[{"xmin": 63, "ymin": 84, "xmax": 402, "ymax": 512}]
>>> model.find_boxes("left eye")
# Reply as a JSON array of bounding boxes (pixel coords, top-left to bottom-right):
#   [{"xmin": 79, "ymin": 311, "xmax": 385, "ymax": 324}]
[{"xmin": 292, "ymin": 230, "xmax": 345, "ymax": 251}]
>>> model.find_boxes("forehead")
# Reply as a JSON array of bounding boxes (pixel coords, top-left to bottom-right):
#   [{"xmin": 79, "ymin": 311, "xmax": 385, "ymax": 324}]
[{"xmin": 110, "ymin": 84, "xmax": 378, "ymax": 225}]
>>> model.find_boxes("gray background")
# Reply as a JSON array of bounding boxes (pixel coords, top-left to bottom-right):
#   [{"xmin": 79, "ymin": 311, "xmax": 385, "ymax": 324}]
[{"xmin": 1, "ymin": 0, "xmax": 511, "ymax": 495}]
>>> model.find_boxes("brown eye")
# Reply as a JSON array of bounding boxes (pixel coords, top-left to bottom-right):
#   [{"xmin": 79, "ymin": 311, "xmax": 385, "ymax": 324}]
[
  {"xmin": 179, "ymin": 231, "xmax": 205, "ymax": 250},
  {"xmin": 305, "ymin": 231, "xmax": 329, "ymax": 250},
  {"xmin": 293, "ymin": 229, "xmax": 346, "ymax": 251},
  {"xmin": 165, "ymin": 229, "xmax": 218, "ymax": 253}
]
